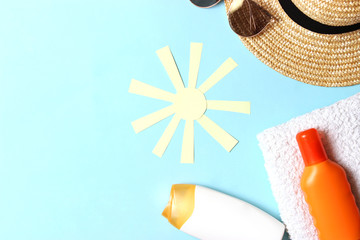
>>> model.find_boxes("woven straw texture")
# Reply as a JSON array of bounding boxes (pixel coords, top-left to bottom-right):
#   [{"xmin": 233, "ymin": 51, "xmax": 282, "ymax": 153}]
[
  {"xmin": 225, "ymin": 0, "xmax": 360, "ymax": 87},
  {"xmin": 292, "ymin": 0, "xmax": 360, "ymax": 26}
]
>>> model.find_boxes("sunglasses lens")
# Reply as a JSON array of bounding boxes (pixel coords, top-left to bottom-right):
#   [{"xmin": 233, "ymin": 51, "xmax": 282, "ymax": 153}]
[
  {"xmin": 227, "ymin": 0, "xmax": 272, "ymax": 37},
  {"xmin": 190, "ymin": 0, "xmax": 222, "ymax": 8}
]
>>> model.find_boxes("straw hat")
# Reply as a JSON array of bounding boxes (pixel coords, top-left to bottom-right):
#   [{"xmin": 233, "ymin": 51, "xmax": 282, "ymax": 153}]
[{"xmin": 224, "ymin": 0, "xmax": 360, "ymax": 87}]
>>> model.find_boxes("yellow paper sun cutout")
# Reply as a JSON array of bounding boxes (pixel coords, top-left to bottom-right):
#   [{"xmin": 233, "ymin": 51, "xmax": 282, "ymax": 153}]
[{"xmin": 129, "ymin": 43, "xmax": 250, "ymax": 163}]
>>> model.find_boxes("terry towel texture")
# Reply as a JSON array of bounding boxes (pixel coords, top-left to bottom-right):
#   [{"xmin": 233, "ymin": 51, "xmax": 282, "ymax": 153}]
[{"xmin": 257, "ymin": 92, "xmax": 360, "ymax": 240}]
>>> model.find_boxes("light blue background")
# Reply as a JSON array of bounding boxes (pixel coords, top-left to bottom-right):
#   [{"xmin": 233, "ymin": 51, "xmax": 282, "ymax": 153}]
[{"xmin": 1, "ymin": 1, "xmax": 359, "ymax": 239}]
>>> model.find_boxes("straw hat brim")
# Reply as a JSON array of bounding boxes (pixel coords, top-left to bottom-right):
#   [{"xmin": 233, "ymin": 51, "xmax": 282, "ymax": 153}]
[{"xmin": 225, "ymin": 0, "xmax": 360, "ymax": 87}]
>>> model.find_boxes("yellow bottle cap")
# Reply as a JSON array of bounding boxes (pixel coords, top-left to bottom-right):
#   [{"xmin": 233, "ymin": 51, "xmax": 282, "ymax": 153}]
[{"xmin": 162, "ymin": 184, "xmax": 196, "ymax": 229}]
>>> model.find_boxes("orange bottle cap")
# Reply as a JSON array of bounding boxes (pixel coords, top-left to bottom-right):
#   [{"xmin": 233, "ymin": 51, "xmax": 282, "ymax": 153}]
[{"xmin": 296, "ymin": 128, "xmax": 328, "ymax": 166}]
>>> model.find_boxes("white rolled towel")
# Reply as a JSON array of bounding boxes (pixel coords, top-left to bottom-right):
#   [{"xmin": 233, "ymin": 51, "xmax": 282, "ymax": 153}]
[{"xmin": 257, "ymin": 92, "xmax": 360, "ymax": 240}]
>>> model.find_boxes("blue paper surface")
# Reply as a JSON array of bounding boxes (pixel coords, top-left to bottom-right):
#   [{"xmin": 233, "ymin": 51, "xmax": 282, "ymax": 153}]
[{"xmin": 0, "ymin": 1, "xmax": 359, "ymax": 239}]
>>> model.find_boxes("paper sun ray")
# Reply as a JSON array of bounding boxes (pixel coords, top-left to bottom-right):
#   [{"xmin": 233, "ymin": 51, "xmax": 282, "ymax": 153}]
[{"xmin": 129, "ymin": 43, "xmax": 250, "ymax": 163}]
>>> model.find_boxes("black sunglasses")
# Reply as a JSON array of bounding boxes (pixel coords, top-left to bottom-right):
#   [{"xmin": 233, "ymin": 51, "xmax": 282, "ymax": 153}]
[
  {"xmin": 190, "ymin": 0, "xmax": 272, "ymax": 37},
  {"xmin": 190, "ymin": 0, "xmax": 222, "ymax": 8}
]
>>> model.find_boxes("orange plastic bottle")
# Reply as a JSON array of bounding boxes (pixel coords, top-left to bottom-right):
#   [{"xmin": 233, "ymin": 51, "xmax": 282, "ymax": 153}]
[{"xmin": 296, "ymin": 128, "xmax": 360, "ymax": 240}]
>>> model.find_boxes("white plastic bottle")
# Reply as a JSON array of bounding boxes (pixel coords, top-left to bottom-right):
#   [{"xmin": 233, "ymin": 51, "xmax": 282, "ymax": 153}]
[{"xmin": 162, "ymin": 184, "xmax": 285, "ymax": 240}]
